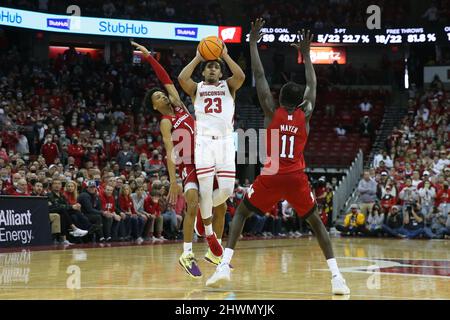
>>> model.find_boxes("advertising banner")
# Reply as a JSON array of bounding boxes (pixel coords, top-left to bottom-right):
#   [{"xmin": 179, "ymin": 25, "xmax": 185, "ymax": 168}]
[{"xmin": 0, "ymin": 196, "xmax": 51, "ymax": 248}]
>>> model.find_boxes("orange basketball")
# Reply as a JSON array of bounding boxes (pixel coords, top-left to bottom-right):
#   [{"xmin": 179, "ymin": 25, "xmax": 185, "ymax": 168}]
[{"xmin": 198, "ymin": 36, "xmax": 224, "ymax": 61}]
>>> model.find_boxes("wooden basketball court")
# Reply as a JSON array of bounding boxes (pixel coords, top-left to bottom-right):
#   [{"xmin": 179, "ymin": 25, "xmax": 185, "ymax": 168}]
[{"xmin": 0, "ymin": 237, "xmax": 448, "ymax": 299}]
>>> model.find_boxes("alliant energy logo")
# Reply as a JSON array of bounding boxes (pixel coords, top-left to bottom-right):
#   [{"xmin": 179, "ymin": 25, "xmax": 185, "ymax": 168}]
[
  {"xmin": 175, "ymin": 27, "xmax": 198, "ymax": 39},
  {"xmin": 47, "ymin": 18, "xmax": 71, "ymax": 30},
  {"xmin": 0, "ymin": 209, "xmax": 33, "ymax": 244}
]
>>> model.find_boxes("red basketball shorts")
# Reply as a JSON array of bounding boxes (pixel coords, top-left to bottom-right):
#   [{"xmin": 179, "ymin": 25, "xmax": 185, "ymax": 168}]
[{"xmin": 244, "ymin": 171, "xmax": 316, "ymax": 218}]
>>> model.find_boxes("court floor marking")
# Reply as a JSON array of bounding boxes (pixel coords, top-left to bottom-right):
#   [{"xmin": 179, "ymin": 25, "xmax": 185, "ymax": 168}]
[{"xmin": 0, "ymin": 285, "xmax": 437, "ymax": 300}]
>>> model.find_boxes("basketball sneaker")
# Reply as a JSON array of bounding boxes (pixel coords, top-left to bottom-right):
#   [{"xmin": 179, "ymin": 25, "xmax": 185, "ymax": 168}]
[
  {"xmin": 70, "ymin": 228, "xmax": 88, "ymax": 237},
  {"xmin": 206, "ymin": 262, "xmax": 231, "ymax": 288},
  {"xmin": 194, "ymin": 209, "xmax": 205, "ymax": 237},
  {"xmin": 206, "ymin": 232, "xmax": 223, "ymax": 257},
  {"xmin": 331, "ymin": 274, "xmax": 350, "ymax": 295},
  {"xmin": 179, "ymin": 252, "xmax": 202, "ymax": 279},
  {"xmin": 204, "ymin": 248, "xmax": 233, "ymax": 269}
]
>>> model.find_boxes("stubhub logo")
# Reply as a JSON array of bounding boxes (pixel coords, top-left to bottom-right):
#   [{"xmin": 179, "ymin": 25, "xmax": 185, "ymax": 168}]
[
  {"xmin": 175, "ymin": 27, "xmax": 198, "ymax": 38},
  {"xmin": 47, "ymin": 18, "xmax": 71, "ymax": 30},
  {"xmin": 219, "ymin": 26, "xmax": 242, "ymax": 43}
]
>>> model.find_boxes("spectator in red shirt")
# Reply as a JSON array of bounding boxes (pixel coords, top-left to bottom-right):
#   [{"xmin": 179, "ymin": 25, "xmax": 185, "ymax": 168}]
[
  {"xmin": 143, "ymin": 189, "xmax": 164, "ymax": 241},
  {"xmin": 119, "ymin": 184, "xmax": 143, "ymax": 242},
  {"xmin": 436, "ymin": 182, "xmax": 450, "ymax": 217},
  {"xmin": 41, "ymin": 135, "xmax": 60, "ymax": 166},
  {"xmin": 99, "ymin": 184, "xmax": 123, "ymax": 241},
  {"xmin": 8, "ymin": 178, "xmax": 30, "ymax": 196},
  {"xmin": 68, "ymin": 137, "xmax": 85, "ymax": 168},
  {"xmin": 66, "ymin": 120, "xmax": 81, "ymax": 138},
  {"xmin": 264, "ymin": 203, "xmax": 282, "ymax": 237}
]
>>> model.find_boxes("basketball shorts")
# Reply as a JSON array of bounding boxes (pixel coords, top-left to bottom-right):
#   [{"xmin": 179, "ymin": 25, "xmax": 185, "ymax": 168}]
[
  {"xmin": 180, "ymin": 163, "xmax": 219, "ymax": 193},
  {"xmin": 195, "ymin": 134, "xmax": 236, "ymax": 179},
  {"xmin": 244, "ymin": 171, "xmax": 316, "ymax": 218}
]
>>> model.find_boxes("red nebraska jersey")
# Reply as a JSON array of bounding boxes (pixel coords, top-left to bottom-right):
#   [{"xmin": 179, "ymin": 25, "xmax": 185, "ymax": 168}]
[
  {"xmin": 262, "ymin": 107, "xmax": 308, "ymax": 175},
  {"xmin": 161, "ymin": 106, "xmax": 195, "ymax": 164}
]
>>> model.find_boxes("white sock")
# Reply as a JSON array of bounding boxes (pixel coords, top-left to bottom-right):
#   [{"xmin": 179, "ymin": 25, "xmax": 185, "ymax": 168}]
[
  {"xmin": 221, "ymin": 248, "xmax": 234, "ymax": 265},
  {"xmin": 183, "ymin": 242, "xmax": 192, "ymax": 254},
  {"xmin": 327, "ymin": 258, "xmax": 341, "ymax": 277},
  {"xmin": 205, "ymin": 224, "xmax": 213, "ymax": 236}
]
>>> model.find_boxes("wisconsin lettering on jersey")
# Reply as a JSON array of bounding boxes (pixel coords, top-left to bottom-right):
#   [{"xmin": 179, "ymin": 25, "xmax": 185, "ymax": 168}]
[{"xmin": 199, "ymin": 90, "xmax": 226, "ymax": 97}]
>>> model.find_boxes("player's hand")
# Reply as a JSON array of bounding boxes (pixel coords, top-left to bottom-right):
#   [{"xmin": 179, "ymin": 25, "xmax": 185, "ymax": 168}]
[
  {"xmin": 291, "ymin": 29, "xmax": 314, "ymax": 56},
  {"xmin": 195, "ymin": 49, "xmax": 205, "ymax": 62},
  {"xmin": 221, "ymin": 42, "xmax": 228, "ymax": 58},
  {"xmin": 249, "ymin": 18, "xmax": 265, "ymax": 43},
  {"xmin": 130, "ymin": 40, "xmax": 150, "ymax": 57},
  {"xmin": 169, "ymin": 95, "xmax": 183, "ymax": 108},
  {"xmin": 167, "ymin": 182, "xmax": 181, "ymax": 205}
]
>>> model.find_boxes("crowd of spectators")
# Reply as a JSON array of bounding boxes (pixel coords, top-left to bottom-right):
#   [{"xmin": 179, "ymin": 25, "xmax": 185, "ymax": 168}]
[
  {"xmin": 338, "ymin": 83, "xmax": 450, "ymax": 239},
  {"xmin": 5, "ymin": 0, "xmax": 227, "ymax": 25}
]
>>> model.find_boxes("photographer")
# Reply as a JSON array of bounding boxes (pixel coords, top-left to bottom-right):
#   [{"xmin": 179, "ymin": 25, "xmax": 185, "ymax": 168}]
[
  {"xmin": 398, "ymin": 202, "xmax": 425, "ymax": 239},
  {"xmin": 424, "ymin": 206, "xmax": 447, "ymax": 239},
  {"xmin": 382, "ymin": 206, "xmax": 405, "ymax": 238}
]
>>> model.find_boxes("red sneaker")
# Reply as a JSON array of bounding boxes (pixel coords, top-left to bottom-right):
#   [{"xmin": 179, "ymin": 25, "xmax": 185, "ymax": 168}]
[
  {"xmin": 206, "ymin": 232, "xmax": 223, "ymax": 257},
  {"xmin": 194, "ymin": 208, "xmax": 205, "ymax": 237}
]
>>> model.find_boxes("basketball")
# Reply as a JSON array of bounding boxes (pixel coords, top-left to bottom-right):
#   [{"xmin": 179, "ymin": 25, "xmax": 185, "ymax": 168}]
[{"xmin": 198, "ymin": 35, "xmax": 224, "ymax": 61}]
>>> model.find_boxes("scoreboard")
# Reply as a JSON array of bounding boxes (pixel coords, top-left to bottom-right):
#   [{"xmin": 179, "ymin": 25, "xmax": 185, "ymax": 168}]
[{"xmin": 245, "ymin": 26, "xmax": 450, "ymax": 45}]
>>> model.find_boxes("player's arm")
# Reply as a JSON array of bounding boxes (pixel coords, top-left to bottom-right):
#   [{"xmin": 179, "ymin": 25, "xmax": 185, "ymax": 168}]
[
  {"xmin": 131, "ymin": 41, "xmax": 190, "ymax": 114},
  {"xmin": 178, "ymin": 51, "xmax": 204, "ymax": 101},
  {"xmin": 160, "ymin": 118, "xmax": 180, "ymax": 204},
  {"xmin": 249, "ymin": 18, "xmax": 275, "ymax": 122},
  {"xmin": 221, "ymin": 44, "xmax": 245, "ymax": 97},
  {"xmin": 292, "ymin": 30, "xmax": 316, "ymax": 123}
]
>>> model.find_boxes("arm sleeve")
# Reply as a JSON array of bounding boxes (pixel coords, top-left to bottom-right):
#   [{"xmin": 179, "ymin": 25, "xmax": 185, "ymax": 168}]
[{"xmin": 145, "ymin": 54, "xmax": 173, "ymax": 85}]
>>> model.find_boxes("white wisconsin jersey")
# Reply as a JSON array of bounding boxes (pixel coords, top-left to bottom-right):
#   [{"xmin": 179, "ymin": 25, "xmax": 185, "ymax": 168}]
[{"xmin": 194, "ymin": 80, "xmax": 234, "ymax": 136}]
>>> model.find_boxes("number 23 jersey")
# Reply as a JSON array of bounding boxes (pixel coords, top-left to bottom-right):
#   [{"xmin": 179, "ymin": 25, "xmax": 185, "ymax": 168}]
[{"xmin": 194, "ymin": 80, "xmax": 235, "ymax": 137}]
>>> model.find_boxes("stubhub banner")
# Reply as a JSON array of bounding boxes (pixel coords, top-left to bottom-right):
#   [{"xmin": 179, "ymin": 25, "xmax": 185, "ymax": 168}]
[{"xmin": 0, "ymin": 6, "xmax": 241, "ymax": 42}]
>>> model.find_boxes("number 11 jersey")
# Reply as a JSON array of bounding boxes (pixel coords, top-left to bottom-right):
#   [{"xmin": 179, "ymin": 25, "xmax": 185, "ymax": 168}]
[{"xmin": 262, "ymin": 107, "xmax": 308, "ymax": 175}]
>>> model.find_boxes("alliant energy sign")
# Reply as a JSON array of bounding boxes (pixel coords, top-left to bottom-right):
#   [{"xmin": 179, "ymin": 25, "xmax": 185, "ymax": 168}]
[{"xmin": 0, "ymin": 197, "xmax": 51, "ymax": 248}]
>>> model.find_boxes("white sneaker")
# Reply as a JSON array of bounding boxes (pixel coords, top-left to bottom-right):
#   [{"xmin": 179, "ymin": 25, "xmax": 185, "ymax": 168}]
[
  {"xmin": 62, "ymin": 240, "xmax": 74, "ymax": 246},
  {"xmin": 136, "ymin": 237, "xmax": 144, "ymax": 244},
  {"xmin": 158, "ymin": 236, "xmax": 167, "ymax": 241},
  {"xmin": 206, "ymin": 263, "xmax": 231, "ymax": 288},
  {"xmin": 331, "ymin": 274, "xmax": 350, "ymax": 295},
  {"xmin": 294, "ymin": 231, "xmax": 303, "ymax": 237},
  {"xmin": 70, "ymin": 228, "xmax": 88, "ymax": 237},
  {"xmin": 152, "ymin": 236, "xmax": 162, "ymax": 242}
]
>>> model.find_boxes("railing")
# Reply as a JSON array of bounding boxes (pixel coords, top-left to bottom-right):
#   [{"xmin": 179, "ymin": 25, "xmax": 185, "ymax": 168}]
[{"xmin": 332, "ymin": 149, "xmax": 364, "ymax": 222}]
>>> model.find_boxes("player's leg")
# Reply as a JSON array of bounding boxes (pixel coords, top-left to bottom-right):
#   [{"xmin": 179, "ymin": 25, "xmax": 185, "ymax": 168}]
[
  {"xmin": 289, "ymin": 173, "xmax": 350, "ymax": 295},
  {"xmin": 195, "ymin": 136, "xmax": 223, "ymax": 256},
  {"xmin": 213, "ymin": 136, "xmax": 236, "ymax": 206},
  {"xmin": 178, "ymin": 185, "xmax": 202, "ymax": 278},
  {"xmin": 204, "ymin": 201, "xmax": 227, "ymax": 265},
  {"xmin": 206, "ymin": 175, "xmax": 277, "ymax": 288}
]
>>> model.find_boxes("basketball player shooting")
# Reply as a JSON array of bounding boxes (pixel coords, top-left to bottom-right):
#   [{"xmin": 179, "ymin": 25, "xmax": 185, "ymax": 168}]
[
  {"xmin": 178, "ymin": 39, "xmax": 246, "ymax": 261},
  {"xmin": 131, "ymin": 41, "xmax": 227, "ymax": 279},
  {"xmin": 205, "ymin": 19, "xmax": 350, "ymax": 295}
]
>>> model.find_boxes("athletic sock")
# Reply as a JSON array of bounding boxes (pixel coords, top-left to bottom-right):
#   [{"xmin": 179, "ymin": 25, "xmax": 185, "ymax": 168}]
[
  {"xmin": 221, "ymin": 248, "xmax": 234, "ymax": 265},
  {"xmin": 327, "ymin": 258, "xmax": 341, "ymax": 277},
  {"xmin": 183, "ymin": 242, "xmax": 192, "ymax": 255},
  {"xmin": 205, "ymin": 224, "xmax": 213, "ymax": 236}
]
